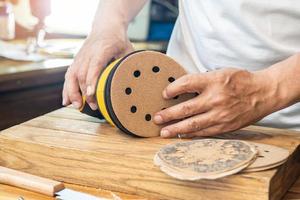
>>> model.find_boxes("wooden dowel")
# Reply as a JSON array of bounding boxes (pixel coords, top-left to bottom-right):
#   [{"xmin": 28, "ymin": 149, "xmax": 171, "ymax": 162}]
[{"xmin": 0, "ymin": 166, "xmax": 65, "ymax": 196}]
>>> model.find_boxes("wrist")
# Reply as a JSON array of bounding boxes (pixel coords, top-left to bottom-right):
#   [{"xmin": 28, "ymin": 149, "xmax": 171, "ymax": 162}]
[
  {"xmin": 251, "ymin": 69, "xmax": 285, "ymax": 117},
  {"xmin": 253, "ymin": 63, "xmax": 295, "ymax": 115},
  {"xmin": 262, "ymin": 54, "xmax": 300, "ymax": 107}
]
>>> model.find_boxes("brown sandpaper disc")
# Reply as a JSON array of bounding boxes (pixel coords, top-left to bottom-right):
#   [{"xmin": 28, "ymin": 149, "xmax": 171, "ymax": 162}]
[
  {"xmin": 154, "ymin": 139, "xmax": 257, "ymax": 180},
  {"xmin": 108, "ymin": 51, "xmax": 194, "ymax": 137},
  {"xmin": 243, "ymin": 142, "xmax": 289, "ymax": 172},
  {"xmin": 243, "ymin": 160, "xmax": 287, "ymax": 173}
]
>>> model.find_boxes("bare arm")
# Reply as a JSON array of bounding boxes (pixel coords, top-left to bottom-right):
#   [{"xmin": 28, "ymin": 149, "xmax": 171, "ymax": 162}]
[
  {"xmin": 262, "ymin": 53, "xmax": 300, "ymax": 108},
  {"xmin": 63, "ymin": 0, "xmax": 148, "ymax": 109}
]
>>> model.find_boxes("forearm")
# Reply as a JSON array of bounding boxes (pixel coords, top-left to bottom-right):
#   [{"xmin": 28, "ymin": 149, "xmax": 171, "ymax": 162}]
[
  {"xmin": 260, "ymin": 53, "xmax": 300, "ymax": 112},
  {"xmin": 91, "ymin": 0, "xmax": 148, "ymax": 34}
]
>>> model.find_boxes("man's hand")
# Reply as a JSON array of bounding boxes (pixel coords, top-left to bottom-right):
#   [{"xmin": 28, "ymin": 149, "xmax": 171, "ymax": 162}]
[
  {"xmin": 154, "ymin": 68, "xmax": 280, "ymax": 138},
  {"xmin": 62, "ymin": 26, "xmax": 133, "ymax": 110},
  {"xmin": 62, "ymin": 0, "xmax": 147, "ymax": 110}
]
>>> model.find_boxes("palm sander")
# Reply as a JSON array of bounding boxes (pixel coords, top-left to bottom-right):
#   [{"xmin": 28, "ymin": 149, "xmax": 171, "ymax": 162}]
[{"xmin": 80, "ymin": 50, "xmax": 194, "ymax": 137}]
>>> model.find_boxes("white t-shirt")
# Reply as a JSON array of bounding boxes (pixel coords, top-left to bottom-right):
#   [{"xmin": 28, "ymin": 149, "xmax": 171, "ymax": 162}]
[{"xmin": 167, "ymin": 0, "xmax": 300, "ymax": 130}]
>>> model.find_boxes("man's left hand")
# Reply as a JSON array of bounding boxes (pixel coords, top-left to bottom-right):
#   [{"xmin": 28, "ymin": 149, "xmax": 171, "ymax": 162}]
[{"xmin": 154, "ymin": 68, "xmax": 279, "ymax": 138}]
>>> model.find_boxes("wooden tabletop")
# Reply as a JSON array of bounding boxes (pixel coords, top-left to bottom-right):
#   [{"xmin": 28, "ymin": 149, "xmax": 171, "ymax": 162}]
[
  {"xmin": 1, "ymin": 178, "xmax": 300, "ymax": 200},
  {"xmin": 0, "ymin": 107, "xmax": 299, "ymax": 199},
  {"xmin": 0, "ymin": 183, "xmax": 146, "ymax": 200},
  {"xmin": 1, "ymin": 42, "xmax": 300, "ymax": 199}
]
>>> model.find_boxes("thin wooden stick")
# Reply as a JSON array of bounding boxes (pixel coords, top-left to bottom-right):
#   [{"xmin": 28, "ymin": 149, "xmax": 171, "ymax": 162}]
[{"xmin": 0, "ymin": 166, "xmax": 65, "ymax": 196}]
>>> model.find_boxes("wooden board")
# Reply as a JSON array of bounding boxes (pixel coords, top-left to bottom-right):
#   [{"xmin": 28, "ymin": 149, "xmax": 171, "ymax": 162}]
[
  {"xmin": 2, "ymin": 152, "xmax": 300, "ymax": 200},
  {"xmin": 0, "ymin": 107, "xmax": 299, "ymax": 200},
  {"xmin": 0, "ymin": 183, "xmax": 146, "ymax": 200},
  {"xmin": 1, "ymin": 179, "xmax": 300, "ymax": 200}
]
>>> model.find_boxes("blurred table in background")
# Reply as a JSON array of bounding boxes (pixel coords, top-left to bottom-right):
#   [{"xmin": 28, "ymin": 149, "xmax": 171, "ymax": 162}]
[
  {"xmin": 0, "ymin": 39, "xmax": 168, "ymax": 130},
  {"xmin": 0, "ymin": 57, "xmax": 71, "ymax": 130}
]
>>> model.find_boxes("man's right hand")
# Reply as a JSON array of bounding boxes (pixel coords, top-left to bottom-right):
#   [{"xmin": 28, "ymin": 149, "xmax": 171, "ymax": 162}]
[
  {"xmin": 62, "ymin": 0, "xmax": 147, "ymax": 110},
  {"xmin": 62, "ymin": 25, "xmax": 134, "ymax": 110}
]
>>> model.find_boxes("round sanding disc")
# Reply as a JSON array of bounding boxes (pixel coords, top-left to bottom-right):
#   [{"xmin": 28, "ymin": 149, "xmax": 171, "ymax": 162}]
[
  {"xmin": 106, "ymin": 51, "xmax": 194, "ymax": 137},
  {"xmin": 154, "ymin": 139, "xmax": 257, "ymax": 180},
  {"xmin": 243, "ymin": 142, "xmax": 289, "ymax": 172}
]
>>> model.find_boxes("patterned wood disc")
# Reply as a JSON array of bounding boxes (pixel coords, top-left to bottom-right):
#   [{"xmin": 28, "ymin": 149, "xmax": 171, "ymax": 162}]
[{"xmin": 154, "ymin": 139, "xmax": 257, "ymax": 180}]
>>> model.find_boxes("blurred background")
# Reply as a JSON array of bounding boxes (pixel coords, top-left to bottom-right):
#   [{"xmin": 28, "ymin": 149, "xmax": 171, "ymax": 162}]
[{"xmin": 0, "ymin": 0, "xmax": 178, "ymax": 130}]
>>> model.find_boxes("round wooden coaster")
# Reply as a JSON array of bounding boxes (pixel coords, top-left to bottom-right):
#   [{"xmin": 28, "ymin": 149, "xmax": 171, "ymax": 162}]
[
  {"xmin": 154, "ymin": 139, "xmax": 257, "ymax": 180},
  {"xmin": 103, "ymin": 50, "xmax": 194, "ymax": 137},
  {"xmin": 243, "ymin": 142, "xmax": 289, "ymax": 172}
]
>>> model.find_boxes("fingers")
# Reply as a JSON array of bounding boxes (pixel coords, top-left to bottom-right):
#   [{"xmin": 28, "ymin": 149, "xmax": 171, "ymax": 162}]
[
  {"xmin": 66, "ymin": 72, "xmax": 82, "ymax": 109},
  {"xmin": 163, "ymin": 74, "xmax": 207, "ymax": 99},
  {"xmin": 62, "ymin": 81, "xmax": 70, "ymax": 106},
  {"xmin": 76, "ymin": 58, "xmax": 90, "ymax": 96},
  {"xmin": 85, "ymin": 58, "xmax": 107, "ymax": 110},
  {"xmin": 160, "ymin": 111, "xmax": 216, "ymax": 138},
  {"xmin": 61, "ymin": 28, "xmax": 134, "ymax": 111},
  {"xmin": 154, "ymin": 95, "xmax": 209, "ymax": 124},
  {"xmin": 62, "ymin": 55, "xmax": 88, "ymax": 109}
]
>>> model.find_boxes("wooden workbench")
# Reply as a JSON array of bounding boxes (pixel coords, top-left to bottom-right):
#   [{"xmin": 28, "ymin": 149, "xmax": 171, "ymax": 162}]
[
  {"xmin": 1, "ymin": 179, "xmax": 299, "ymax": 200},
  {"xmin": 0, "ymin": 107, "xmax": 300, "ymax": 200}
]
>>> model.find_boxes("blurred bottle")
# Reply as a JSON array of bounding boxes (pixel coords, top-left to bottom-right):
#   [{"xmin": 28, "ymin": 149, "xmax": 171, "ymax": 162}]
[
  {"xmin": 29, "ymin": 0, "xmax": 51, "ymax": 46},
  {"xmin": 0, "ymin": 1, "xmax": 15, "ymax": 40}
]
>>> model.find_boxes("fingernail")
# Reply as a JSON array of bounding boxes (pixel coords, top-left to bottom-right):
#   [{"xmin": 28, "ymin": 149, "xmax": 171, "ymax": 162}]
[
  {"xmin": 72, "ymin": 101, "xmax": 81, "ymax": 109},
  {"xmin": 161, "ymin": 129, "xmax": 170, "ymax": 138},
  {"xmin": 154, "ymin": 115, "xmax": 163, "ymax": 124},
  {"xmin": 87, "ymin": 86, "xmax": 93, "ymax": 96},
  {"xmin": 162, "ymin": 90, "xmax": 168, "ymax": 99},
  {"xmin": 62, "ymin": 99, "xmax": 66, "ymax": 106},
  {"xmin": 89, "ymin": 102, "xmax": 98, "ymax": 110}
]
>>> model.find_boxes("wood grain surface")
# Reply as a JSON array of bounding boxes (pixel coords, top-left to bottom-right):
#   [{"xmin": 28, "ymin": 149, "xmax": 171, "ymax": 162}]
[
  {"xmin": 1, "ymin": 179, "xmax": 300, "ymax": 200},
  {"xmin": 0, "ymin": 107, "xmax": 299, "ymax": 200},
  {"xmin": 0, "ymin": 183, "xmax": 147, "ymax": 200}
]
